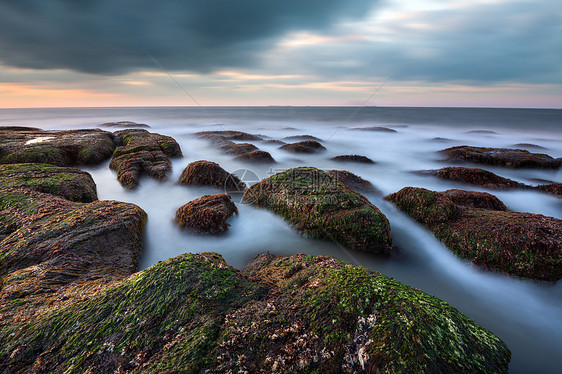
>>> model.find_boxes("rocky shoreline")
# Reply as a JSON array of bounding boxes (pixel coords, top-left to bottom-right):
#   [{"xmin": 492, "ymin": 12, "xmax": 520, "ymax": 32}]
[{"xmin": 2, "ymin": 125, "xmax": 562, "ymax": 372}]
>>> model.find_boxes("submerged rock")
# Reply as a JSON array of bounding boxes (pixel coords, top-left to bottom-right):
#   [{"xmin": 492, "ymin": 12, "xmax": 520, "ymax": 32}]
[
  {"xmin": 109, "ymin": 129, "xmax": 182, "ymax": 189},
  {"xmin": 261, "ymin": 139, "xmax": 286, "ymax": 145},
  {"xmin": 536, "ymin": 183, "xmax": 562, "ymax": 198},
  {"xmin": 386, "ymin": 187, "xmax": 562, "ymax": 281},
  {"xmin": 176, "ymin": 193, "xmax": 238, "ymax": 235},
  {"xmin": 351, "ymin": 126, "xmax": 397, "ymax": 133},
  {"xmin": 279, "ymin": 141, "xmax": 326, "ymax": 154},
  {"xmin": 283, "ymin": 135, "xmax": 322, "ymax": 141},
  {"xmin": 196, "ymin": 130, "xmax": 264, "ymax": 141},
  {"xmin": 0, "ymin": 128, "xmax": 116, "ymax": 166},
  {"xmin": 178, "ymin": 160, "xmax": 246, "ymax": 191},
  {"xmin": 0, "ymin": 163, "xmax": 98, "ymax": 202},
  {"xmin": 441, "ymin": 146, "xmax": 561, "ymax": 169},
  {"xmin": 219, "ymin": 142, "xmax": 258, "ymax": 155},
  {"xmin": 243, "ymin": 167, "xmax": 392, "ymax": 254},
  {"xmin": 101, "ymin": 121, "xmax": 150, "ymax": 129},
  {"xmin": 326, "ymin": 170, "xmax": 379, "ymax": 193},
  {"xmin": 235, "ymin": 150, "xmax": 276, "ymax": 163},
  {"xmin": 331, "ymin": 155, "xmax": 375, "ymax": 164},
  {"xmin": 0, "ymin": 252, "xmax": 511, "ymax": 373},
  {"xmin": 428, "ymin": 166, "xmax": 525, "ymax": 189}
]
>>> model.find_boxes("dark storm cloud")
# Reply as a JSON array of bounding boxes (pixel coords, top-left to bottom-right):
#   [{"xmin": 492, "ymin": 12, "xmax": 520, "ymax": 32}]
[{"xmin": 0, "ymin": 0, "xmax": 375, "ymax": 74}]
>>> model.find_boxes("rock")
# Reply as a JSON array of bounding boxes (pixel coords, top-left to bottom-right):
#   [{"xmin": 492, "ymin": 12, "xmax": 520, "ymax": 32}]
[
  {"xmin": 428, "ymin": 167, "xmax": 525, "ymax": 189},
  {"xmin": 100, "ymin": 121, "xmax": 150, "ymax": 129},
  {"xmin": 0, "ymin": 126, "xmax": 42, "ymax": 131},
  {"xmin": 537, "ymin": 183, "xmax": 562, "ymax": 198},
  {"xmin": 219, "ymin": 142, "xmax": 259, "ymax": 155},
  {"xmin": 513, "ymin": 143, "xmax": 547, "ymax": 150},
  {"xmin": 386, "ymin": 187, "xmax": 562, "ymax": 281},
  {"xmin": 0, "ymin": 187, "xmax": 146, "ymax": 323},
  {"xmin": 235, "ymin": 150, "xmax": 276, "ymax": 163},
  {"xmin": 178, "ymin": 160, "xmax": 246, "ymax": 191},
  {"xmin": 0, "ymin": 128, "xmax": 116, "ymax": 166},
  {"xmin": 330, "ymin": 155, "xmax": 375, "ymax": 164},
  {"xmin": 195, "ymin": 130, "xmax": 263, "ymax": 141},
  {"xmin": 431, "ymin": 137, "xmax": 454, "ymax": 142},
  {"xmin": 466, "ymin": 130, "xmax": 497, "ymax": 134},
  {"xmin": 283, "ymin": 135, "xmax": 322, "ymax": 141},
  {"xmin": 441, "ymin": 146, "xmax": 561, "ymax": 169},
  {"xmin": 279, "ymin": 141, "xmax": 326, "ymax": 154},
  {"xmin": 0, "ymin": 252, "xmax": 511, "ymax": 373},
  {"xmin": 109, "ymin": 129, "xmax": 182, "ymax": 189},
  {"xmin": 326, "ymin": 170, "xmax": 379, "ymax": 193},
  {"xmin": 175, "ymin": 194, "xmax": 238, "ymax": 235},
  {"xmin": 351, "ymin": 126, "xmax": 397, "ymax": 133},
  {"xmin": 0, "ymin": 163, "xmax": 97, "ymax": 203},
  {"xmin": 243, "ymin": 167, "xmax": 392, "ymax": 254},
  {"xmin": 260, "ymin": 139, "xmax": 286, "ymax": 145}
]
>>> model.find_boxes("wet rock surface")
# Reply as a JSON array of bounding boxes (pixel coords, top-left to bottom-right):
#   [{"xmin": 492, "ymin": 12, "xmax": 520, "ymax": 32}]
[
  {"xmin": 219, "ymin": 142, "xmax": 258, "ymax": 155},
  {"xmin": 0, "ymin": 252, "xmax": 511, "ymax": 373},
  {"xmin": 109, "ymin": 129, "xmax": 182, "ymax": 189},
  {"xmin": 386, "ymin": 187, "xmax": 562, "ymax": 281},
  {"xmin": 331, "ymin": 155, "xmax": 375, "ymax": 164},
  {"xmin": 195, "ymin": 130, "xmax": 264, "ymax": 141},
  {"xmin": 101, "ymin": 121, "xmax": 150, "ymax": 129},
  {"xmin": 537, "ymin": 183, "xmax": 562, "ymax": 198},
  {"xmin": 178, "ymin": 160, "xmax": 246, "ymax": 191},
  {"xmin": 235, "ymin": 150, "xmax": 276, "ymax": 163},
  {"xmin": 428, "ymin": 167, "xmax": 525, "ymax": 189},
  {"xmin": 326, "ymin": 170, "xmax": 379, "ymax": 193},
  {"xmin": 0, "ymin": 163, "xmax": 98, "ymax": 203},
  {"xmin": 0, "ymin": 128, "xmax": 116, "ymax": 166},
  {"xmin": 243, "ymin": 167, "xmax": 392, "ymax": 254},
  {"xmin": 441, "ymin": 146, "xmax": 561, "ymax": 169},
  {"xmin": 279, "ymin": 140, "xmax": 326, "ymax": 154},
  {"xmin": 176, "ymin": 193, "xmax": 238, "ymax": 235}
]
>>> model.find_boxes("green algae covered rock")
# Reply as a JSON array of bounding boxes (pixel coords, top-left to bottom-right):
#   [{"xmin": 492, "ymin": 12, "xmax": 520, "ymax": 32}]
[
  {"xmin": 0, "ymin": 163, "xmax": 98, "ymax": 202},
  {"xmin": 109, "ymin": 129, "xmax": 183, "ymax": 189},
  {"xmin": 386, "ymin": 187, "xmax": 562, "ymax": 281},
  {"xmin": 0, "ymin": 128, "xmax": 116, "ymax": 166},
  {"xmin": 0, "ymin": 252, "xmax": 510, "ymax": 373},
  {"xmin": 243, "ymin": 167, "xmax": 392, "ymax": 254}
]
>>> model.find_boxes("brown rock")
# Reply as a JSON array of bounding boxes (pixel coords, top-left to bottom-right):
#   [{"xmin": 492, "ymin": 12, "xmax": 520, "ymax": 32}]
[
  {"xmin": 429, "ymin": 167, "xmax": 525, "ymax": 189},
  {"xmin": 235, "ymin": 150, "xmax": 276, "ymax": 163},
  {"xmin": 330, "ymin": 155, "xmax": 375, "ymax": 164},
  {"xmin": 279, "ymin": 141, "xmax": 326, "ymax": 154},
  {"xmin": 100, "ymin": 121, "xmax": 150, "ymax": 129},
  {"xmin": 175, "ymin": 193, "xmax": 238, "ymax": 235},
  {"xmin": 441, "ymin": 146, "xmax": 560, "ymax": 169},
  {"xmin": 178, "ymin": 160, "xmax": 246, "ymax": 191},
  {"xmin": 219, "ymin": 142, "xmax": 259, "ymax": 155},
  {"xmin": 326, "ymin": 170, "xmax": 378, "ymax": 193}
]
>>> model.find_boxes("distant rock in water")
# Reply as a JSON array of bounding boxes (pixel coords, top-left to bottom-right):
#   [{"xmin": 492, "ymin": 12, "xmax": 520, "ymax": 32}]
[
  {"xmin": 283, "ymin": 135, "xmax": 322, "ymax": 141},
  {"xmin": 260, "ymin": 139, "xmax": 286, "ymax": 145},
  {"xmin": 243, "ymin": 167, "xmax": 392, "ymax": 254},
  {"xmin": 431, "ymin": 137, "xmax": 454, "ymax": 142},
  {"xmin": 0, "ymin": 128, "xmax": 115, "ymax": 166},
  {"xmin": 441, "ymin": 146, "xmax": 561, "ymax": 169},
  {"xmin": 386, "ymin": 187, "xmax": 562, "ymax": 281},
  {"xmin": 101, "ymin": 121, "xmax": 150, "ymax": 129},
  {"xmin": 178, "ymin": 160, "xmax": 246, "ymax": 191},
  {"xmin": 428, "ymin": 166, "xmax": 526, "ymax": 189},
  {"xmin": 0, "ymin": 252, "xmax": 510, "ymax": 373},
  {"xmin": 466, "ymin": 130, "xmax": 498, "ymax": 134},
  {"xmin": 195, "ymin": 130, "xmax": 263, "ymax": 141},
  {"xmin": 326, "ymin": 169, "xmax": 379, "ymax": 193},
  {"xmin": 279, "ymin": 140, "xmax": 326, "ymax": 154},
  {"xmin": 536, "ymin": 183, "xmax": 562, "ymax": 198},
  {"xmin": 330, "ymin": 155, "xmax": 375, "ymax": 164},
  {"xmin": 109, "ymin": 129, "xmax": 182, "ymax": 189},
  {"xmin": 235, "ymin": 150, "xmax": 276, "ymax": 163},
  {"xmin": 512, "ymin": 143, "xmax": 547, "ymax": 150},
  {"xmin": 219, "ymin": 142, "xmax": 259, "ymax": 155},
  {"xmin": 0, "ymin": 126, "xmax": 42, "ymax": 131},
  {"xmin": 0, "ymin": 163, "xmax": 98, "ymax": 203},
  {"xmin": 351, "ymin": 126, "xmax": 397, "ymax": 133},
  {"xmin": 176, "ymin": 193, "xmax": 237, "ymax": 235}
]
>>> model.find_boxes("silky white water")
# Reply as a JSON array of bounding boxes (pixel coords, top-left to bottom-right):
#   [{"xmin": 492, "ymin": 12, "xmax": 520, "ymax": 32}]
[{"xmin": 1, "ymin": 106, "xmax": 561, "ymax": 373}]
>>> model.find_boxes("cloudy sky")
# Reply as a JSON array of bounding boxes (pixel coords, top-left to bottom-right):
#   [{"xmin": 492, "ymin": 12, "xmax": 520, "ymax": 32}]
[{"xmin": 0, "ymin": 0, "xmax": 560, "ymax": 108}]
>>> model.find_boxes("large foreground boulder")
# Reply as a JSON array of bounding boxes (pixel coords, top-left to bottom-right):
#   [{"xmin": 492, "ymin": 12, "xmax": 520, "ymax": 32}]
[
  {"xmin": 178, "ymin": 160, "xmax": 246, "ymax": 191},
  {"xmin": 243, "ymin": 167, "xmax": 392, "ymax": 254},
  {"xmin": 175, "ymin": 193, "xmax": 238, "ymax": 235},
  {"xmin": 441, "ymin": 146, "xmax": 561, "ymax": 169},
  {"xmin": 109, "ymin": 129, "xmax": 182, "ymax": 189},
  {"xmin": 0, "ymin": 163, "xmax": 98, "ymax": 202},
  {"xmin": 0, "ymin": 128, "xmax": 116, "ymax": 166},
  {"xmin": 386, "ymin": 187, "xmax": 562, "ymax": 281},
  {"xmin": 0, "ymin": 252, "xmax": 511, "ymax": 373}
]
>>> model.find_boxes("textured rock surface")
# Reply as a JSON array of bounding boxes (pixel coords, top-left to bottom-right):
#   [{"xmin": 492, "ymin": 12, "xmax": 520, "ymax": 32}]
[
  {"xmin": 235, "ymin": 150, "xmax": 276, "ymax": 163},
  {"xmin": 441, "ymin": 146, "xmax": 561, "ymax": 169},
  {"xmin": 428, "ymin": 167, "xmax": 525, "ymax": 189},
  {"xmin": 279, "ymin": 141, "xmax": 326, "ymax": 154},
  {"xmin": 331, "ymin": 155, "xmax": 375, "ymax": 164},
  {"xmin": 176, "ymin": 193, "xmax": 238, "ymax": 235},
  {"xmin": 0, "ymin": 128, "xmax": 116, "ymax": 166},
  {"xmin": 195, "ymin": 130, "xmax": 264, "ymax": 141},
  {"xmin": 283, "ymin": 135, "xmax": 322, "ymax": 141},
  {"xmin": 243, "ymin": 167, "xmax": 392, "ymax": 254},
  {"xmin": 537, "ymin": 183, "xmax": 562, "ymax": 198},
  {"xmin": 0, "ymin": 163, "xmax": 97, "ymax": 203},
  {"xmin": 101, "ymin": 121, "xmax": 150, "ymax": 129},
  {"xmin": 178, "ymin": 160, "xmax": 246, "ymax": 191},
  {"xmin": 386, "ymin": 187, "xmax": 562, "ymax": 281},
  {"xmin": 0, "ymin": 252, "xmax": 511, "ymax": 373},
  {"xmin": 109, "ymin": 129, "xmax": 182, "ymax": 189},
  {"xmin": 326, "ymin": 170, "xmax": 378, "ymax": 193}
]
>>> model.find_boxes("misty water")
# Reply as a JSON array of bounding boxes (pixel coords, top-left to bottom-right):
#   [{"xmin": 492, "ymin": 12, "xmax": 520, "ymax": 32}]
[{"xmin": 1, "ymin": 107, "xmax": 561, "ymax": 373}]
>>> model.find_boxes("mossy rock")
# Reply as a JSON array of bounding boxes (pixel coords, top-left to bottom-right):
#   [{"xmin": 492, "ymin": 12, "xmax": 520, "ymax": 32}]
[
  {"xmin": 0, "ymin": 128, "xmax": 116, "ymax": 166},
  {"xmin": 235, "ymin": 150, "xmax": 276, "ymax": 163},
  {"xmin": 219, "ymin": 142, "xmax": 258, "ymax": 155},
  {"xmin": 176, "ymin": 193, "xmax": 238, "ymax": 235},
  {"xmin": 279, "ymin": 141, "xmax": 326, "ymax": 154},
  {"xmin": 0, "ymin": 163, "xmax": 97, "ymax": 202},
  {"xmin": 326, "ymin": 170, "xmax": 379, "ymax": 193},
  {"xmin": 195, "ymin": 130, "xmax": 264, "ymax": 141},
  {"xmin": 178, "ymin": 160, "xmax": 246, "ymax": 191},
  {"xmin": 441, "ymin": 146, "xmax": 561, "ymax": 169},
  {"xmin": 243, "ymin": 167, "xmax": 392, "ymax": 254},
  {"xmin": 429, "ymin": 167, "xmax": 526, "ymax": 189},
  {"xmin": 109, "ymin": 129, "xmax": 183, "ymax": 189},
  {"xmin": 0, "ymin": 252, "xmax": 510, "ymax": 373},
  {"xmin": 331, "ymin": 155, "xmax": 375, "ymax": 164},
  {"xmin": 386, "ymin": 187, "xmax": 562, "ymax": 281}
]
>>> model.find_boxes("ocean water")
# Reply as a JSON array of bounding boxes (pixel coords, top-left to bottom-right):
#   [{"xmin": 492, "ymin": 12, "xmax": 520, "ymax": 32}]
[{"xmin": 1, "ymin": 106, "xmax": 561, "ymax": 373}]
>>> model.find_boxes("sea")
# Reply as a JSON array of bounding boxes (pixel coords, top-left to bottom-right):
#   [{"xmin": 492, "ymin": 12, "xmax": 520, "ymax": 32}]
[{"xmin": 1, "ymin": 106, "xmax": 561, "ymax": 373}]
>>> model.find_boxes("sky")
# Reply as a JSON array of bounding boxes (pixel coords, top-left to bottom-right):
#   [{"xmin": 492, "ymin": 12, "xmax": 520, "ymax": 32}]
[{"xmin": 0, "ymin": 0, "xmax": 560, "ymax": 108}]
